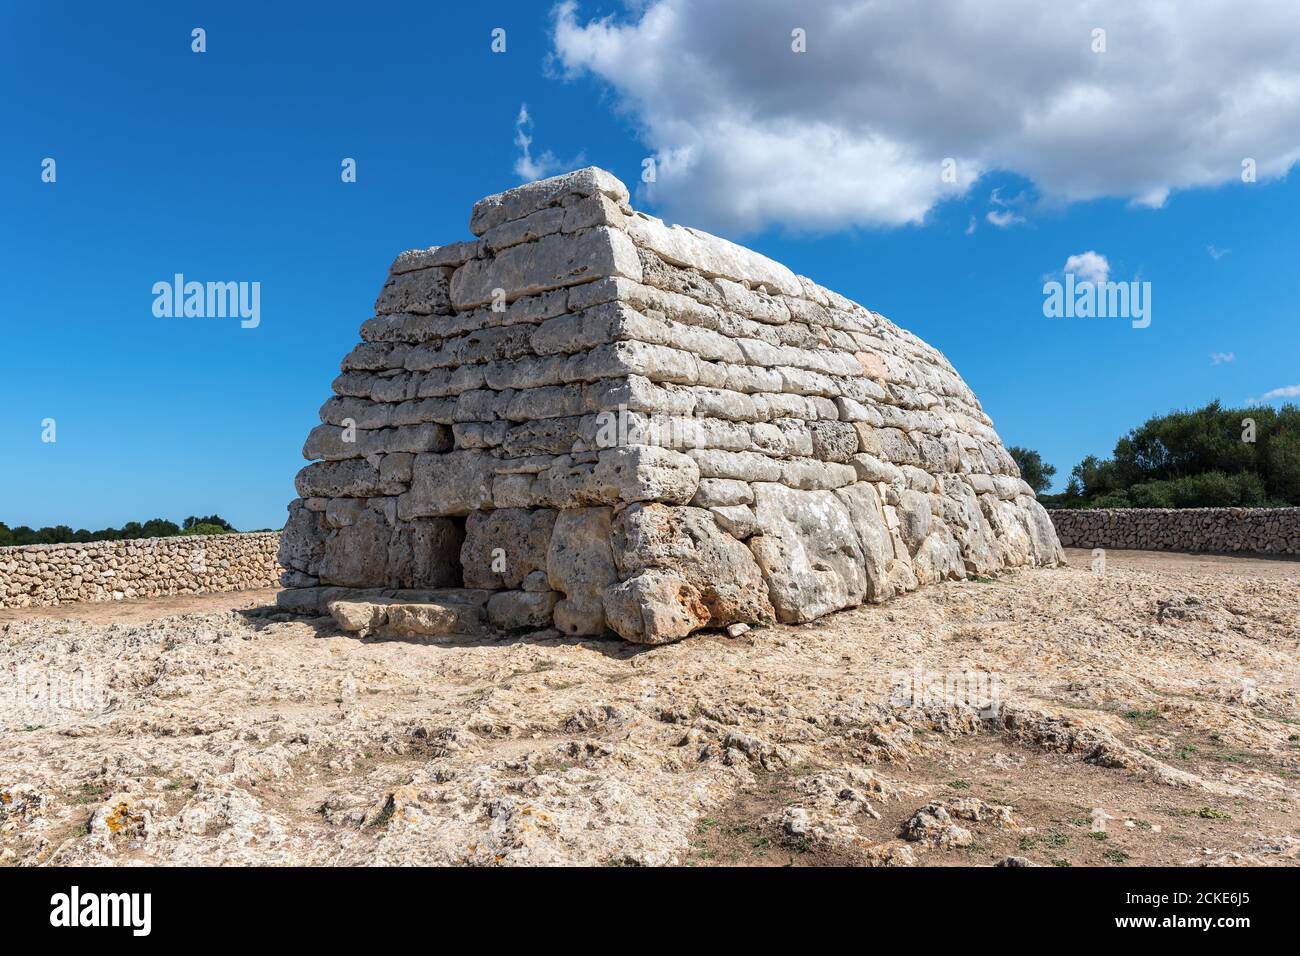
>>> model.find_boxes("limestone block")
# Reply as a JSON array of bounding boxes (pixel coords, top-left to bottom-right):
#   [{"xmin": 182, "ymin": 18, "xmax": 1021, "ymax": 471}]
[
  {"xmin": 461, "ymin": 508, "xmax": 557, "ymax": 589},
  {"xmin": 603, "ymin": 570, "xmax": 711, "ymax": 645},
  {"xmin": 561, "ymin": 192, "xmax": 628, "ymax": 233},
  {"xmin": 296, "ymin": 460, "xmax": 407, "ymax": 499},
  {"xmin": 625, "ymin": 213, "xmax": 801, "ymax": 296},
  {"xmin": 691, "ymin": 477, "xmax": 753, "ymax": 508},
  {"xmin": 714, "ymin": 278, "xmax": 791, "ymax": 325},
  {"xmin": 688, "ymin": 448, "xmax": 784, "ymax": 482},
  {"xmin": 398, "ymin": 451, "xmax": 495, "ymax": 518},
  {"xmin": 318, "ymin": 508, "xmax": 391, "ymax": 588},
  {"xmin": 710, "ymin": 504, "xmax": 758, "ymax": 539},
  {"xmin": 748, "ymin": 483, "xmax": 868, "ymax": 623},
  {"xmin": 303, "ymin": 423, "xmax": 452, "ymax": 461},
  {"xmin": 384, "ymin": 601, "xmax": 484, "ymax": 637},
  {"xmin": 810, "ymin": 420, "xmax": 859, "ymax": 463},
  {"xmin": 469, "ymin": 166, "xmax": 630, "ymax": 236},
  {"xmin": 547, "ymin": 507, "xmax": 618, "ymax": 636},
  {"xmin": 389, "ymin": 241, "xmax": 482, "ymax": 274},
  {"xmin": 486, "ymin": 590, "xmax": 560, "ymax": 630},
  {"xmin": 482, "ymin": 205, "xmax": 565, "ymax": 252},
  {"xmin": 833, "ymin": 482, "xmax": 896, "ymax": 602},
  {"xmin": 450, "ymin": 227, "xmax": 643, "ymax": 309},
  {"xmin": 547, "ymin": 446, "xmax": 699, "ymax": 508},
  {"xmin": 374, "ymin": 266, "xmax": 454, "ymax": 316},
  {"xmin": 279, "ymin": 499, "xmax": 326, "ymax": 574},
  {"xmin": 502, "ymin": 417, "xmax": 582, "ymax": 457},
  {"xmin": 604, "ymin": 503, "xmax": 772, "ymax": 642}
]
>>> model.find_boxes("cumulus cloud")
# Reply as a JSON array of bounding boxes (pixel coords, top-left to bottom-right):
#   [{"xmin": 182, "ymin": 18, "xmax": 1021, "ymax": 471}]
[
  {"xmin": 550, "ymin": 0, "xmax": 1300, "ymax": 233},
  {"xmin": 513, "ymin": 104, "xmax": 565, "ymax": 181},
  {"xmin": 1063, "ymin": 251, "xmax": 1110, "ymax": 284},
  {"xmin": 1210, "ymin": 351, "xmax": 1236, "ymax": 364},
  {"xmin": 1249, "ymin": 384, "xmax": 1300, "ymax": 404}
]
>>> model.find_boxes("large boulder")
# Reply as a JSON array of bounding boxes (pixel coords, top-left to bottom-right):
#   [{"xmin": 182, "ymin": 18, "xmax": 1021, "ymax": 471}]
[
  {"xmin": 605, "ymin": 503, "xmax": 774, "ymax": 642},
  {"xmin": 748, "ymin": 483, "xmax": 868, "ymax": 623}
]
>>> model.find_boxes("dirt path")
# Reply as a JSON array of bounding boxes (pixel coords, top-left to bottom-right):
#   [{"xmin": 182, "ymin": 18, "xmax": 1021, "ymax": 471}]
[
  {"xmin": 0, "ymin": 588, "xmax": 280, "ymax": 626},
  {"xmin": 1064, "ymin": 546, "xmax": 1300, "ymax": 579},
  {"xmin": 2, "ymin": 551, "xmax": 1297, "ymax": 866}
]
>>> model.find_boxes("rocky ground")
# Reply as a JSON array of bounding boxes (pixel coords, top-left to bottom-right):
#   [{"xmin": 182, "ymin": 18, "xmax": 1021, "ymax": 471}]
[{"xmin": 2, "ymin": 549, "xmax": 1298, "ymax": 867}]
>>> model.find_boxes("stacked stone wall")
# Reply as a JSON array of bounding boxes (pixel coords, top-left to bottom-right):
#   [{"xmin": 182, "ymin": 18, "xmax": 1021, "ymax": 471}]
[
  {"xmin": 1049, "ymin": 508, "xmax": 1300, "ymax": 555},
  {"xmin": 0, "ymin": 533, "xmax": 282, "ymax": 609}
]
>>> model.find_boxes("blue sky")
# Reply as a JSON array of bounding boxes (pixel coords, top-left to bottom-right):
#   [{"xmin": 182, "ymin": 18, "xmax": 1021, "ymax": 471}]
[{"xmin": 2, "ymin": 1, "xmax": 1297, "ymax": 531}]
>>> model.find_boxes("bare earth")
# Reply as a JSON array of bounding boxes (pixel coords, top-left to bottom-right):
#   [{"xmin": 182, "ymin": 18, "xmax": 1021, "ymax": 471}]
[{"xmin": 2, "ymin": 548, "xmax": 1298, "ymax": 867}]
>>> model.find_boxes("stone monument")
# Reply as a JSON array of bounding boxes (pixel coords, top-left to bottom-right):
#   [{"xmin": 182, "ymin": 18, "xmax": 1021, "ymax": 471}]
[{"xmin": 278, "ymin": 168, "xmax": 1062, "ymax": 643}]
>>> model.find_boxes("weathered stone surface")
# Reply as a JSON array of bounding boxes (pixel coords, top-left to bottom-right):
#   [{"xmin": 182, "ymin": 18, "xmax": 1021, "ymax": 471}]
[
  {"xmin": 280, "ymin": 499, "xmax": 326, "ymax": 574},
  {"xmin": 384, "ymin": 601, "xmax": 483, "ymax": 637},
  {"xmin": 710, "ymin": 504, "xmax": 758, "ymax": 539},
  {"xmin": 451, "ymin": 227, "xmax": 642, "ymax": 310},
  {"xmin": 470, "ymin": 166, "xmax": 630, "ymax": 236},
  {"xmin": 547, "ymin": 507, "xmax": 618, "ymax": 636},
  {"xmin": 375, "ymin": 266, "xmax": 453, "ymax": 316},
  {"xmin": 625, "ymin": 213, "xmax": 801, "ymax": 296},
  {"xmin": 833, "ymin": 482, "xmax": 896, "ymax": 602},
  {"xmin": 318, "ymin": 508, "xmax": 391, "ymax": 588},
  {"xmin": 486, "ymin": 589, "xmax": 560, "ymax": 630},
  {"xmin": 461, "ymin": 508, "xmax": 556, "ymax": 589},
  {"xmin": 1048, "ymin": 507, "xmax": 1296, "ymax": 555},
  {"xmin": 603, "ymin": 570, "xmax": 711, "ymax": 645},
  {"xmin": 327, "ymin": 599, "xmax": 388, "ymax": 637},
  {"xmin": 606, "ymin": 503, "xmax": 773, "ymax": 642},
  {"xmin": 749, "ymin": 483, "xmax": 868, "ymax": 623},
  {"xmin": 399, "ymin": 451, "xmax": 494, "ymax": 518},
  {"xmin": 296, "ymin": 460, "xmax": 406, "ymax": 499},
  {"xmin": 387, "ymin": 518, "xmax": 463, "ymax": 589},
  {"xmin": 271, "ymin": 165, "xmax": 1067, "ymax": 641},
  {"xmin": 692, "ymin": 478, "xmax": 753, "ymax": 508}
]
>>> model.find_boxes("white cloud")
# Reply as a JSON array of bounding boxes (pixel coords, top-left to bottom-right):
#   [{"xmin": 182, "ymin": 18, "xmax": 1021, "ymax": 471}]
[
  {"xmin": 513, "ymin": 104, "xmax": 565, "ymax": 181},
  {"xmin": 1210, "ymin": 352, "xmax": 1236, "ymax": 364},
  {"xmin": 986, "ymin": 209, "xmax": 1024, "ymax": 228},
  {"xmin": 986, "ymin": 187, "xmax": 1029, "ymax": 228},
  {"xmin": 1207, "ymin": 244, "xmax": 1232, "ymax": 260},
  {"xmin": 1250, "ymin": 384, "xmax": 1300, "ymax": 404},
  {"xmin": 550, "ymin": 0, "xmax": 1300, "ymax": 233},
  {"xmin": 1062, "ymin": 251, "xmax": 1110, "ymax": 284}
]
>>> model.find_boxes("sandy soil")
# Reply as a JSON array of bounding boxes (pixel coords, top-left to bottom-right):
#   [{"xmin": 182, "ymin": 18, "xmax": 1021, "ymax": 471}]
[{"xmin": 2, "ymin": 550, "xmax": 1297, "ymax": 867}]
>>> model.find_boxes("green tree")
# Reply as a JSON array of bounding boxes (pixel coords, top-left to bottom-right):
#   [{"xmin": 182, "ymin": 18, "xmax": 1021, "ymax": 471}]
[
  {"xmin": 1, "ymin": 513, "xmax": 240, "ymax": 547},
  {"xmin": 1056, "ymin": 401, "xmax": 1300, "ymax": 508},
  {"xmin": 1007, "ymin": 446, "xmax": 1057, "ymax": 495},
  {"xmin": 184, "ymin": 514, "xmax": 236, "ymax": 532}
]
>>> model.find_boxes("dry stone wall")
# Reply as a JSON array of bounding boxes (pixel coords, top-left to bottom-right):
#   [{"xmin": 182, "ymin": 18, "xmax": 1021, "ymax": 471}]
[
  {"xmin": 278, "ymin": 167, "xmax": 1063, "ymax": 643},
  {"xmin": 0, "ymin": 533, "xmax": 281, "ymax": 609},
  {"xmin": 1049, "ymin": 508, "xmax": 1300, "ymax": 555}
]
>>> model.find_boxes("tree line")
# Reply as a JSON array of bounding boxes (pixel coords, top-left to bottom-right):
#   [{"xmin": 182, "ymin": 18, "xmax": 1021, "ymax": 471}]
[
  {"xmin": 0, "ymin": 515, "xmax": 238, "ymax": 547},
  {"xmin": 1013, "ymin": 401, "xmax": 1300, "ymax": 509}
]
